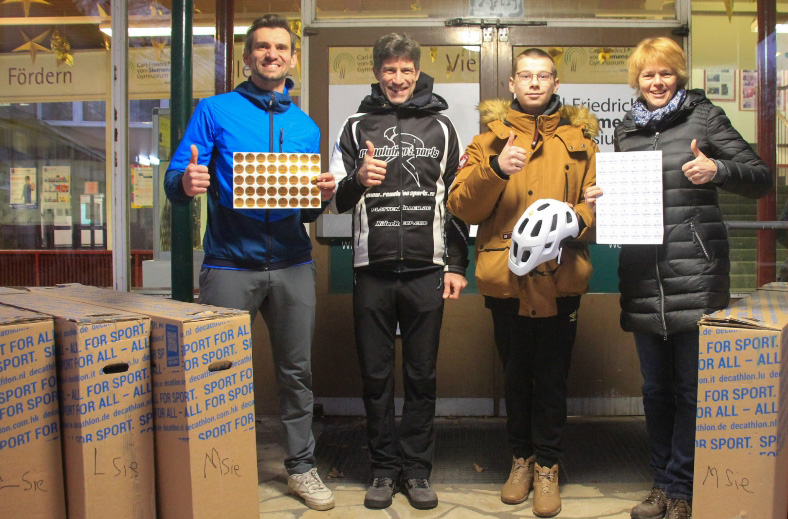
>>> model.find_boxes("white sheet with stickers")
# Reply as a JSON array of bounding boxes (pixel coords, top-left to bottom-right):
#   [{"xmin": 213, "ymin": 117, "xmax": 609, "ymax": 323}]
[{"xmin": 595, "ymin": 151, "xmax": 664, "ymax": 244}]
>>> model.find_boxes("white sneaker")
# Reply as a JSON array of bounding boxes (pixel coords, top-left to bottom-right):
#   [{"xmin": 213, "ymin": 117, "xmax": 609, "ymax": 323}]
[{"xmin": 287, "ymin": 468, "xmax": 335, "ymax": 511}]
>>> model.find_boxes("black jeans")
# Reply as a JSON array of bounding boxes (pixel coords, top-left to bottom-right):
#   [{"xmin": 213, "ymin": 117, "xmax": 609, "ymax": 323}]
[
  {"xmin": 353, "ymin": 268, "xmax": 445, "ymax": 480},
  {"xmin": 487, "ymin": 296, "xmax": 579, "ymax": 467},
  {"xmin": 634, "ymin": 331, "xmax": 698, "ymax": 500}
]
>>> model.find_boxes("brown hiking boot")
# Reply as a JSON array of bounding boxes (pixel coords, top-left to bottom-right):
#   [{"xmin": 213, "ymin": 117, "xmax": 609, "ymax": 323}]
[
  {"xmin": 666, "ymin": 498, "xmax": 692, "ymax": 519},
  {"xmin": 630, "ymin": 487, "xmax": 667, "ymax": 519},
  {"xmin": 532, "ymin": 462, "xmax": 561, "ymax": 517},
  {"xmin": 501, "ymin": 455, "xmax": 536, "ymax": 504}
]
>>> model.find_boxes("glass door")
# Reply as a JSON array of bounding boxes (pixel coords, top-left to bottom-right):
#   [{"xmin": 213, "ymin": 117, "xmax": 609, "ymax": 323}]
[{"xmin": 307, "ymin": 25, "xmax": 683, "ymax": 417}]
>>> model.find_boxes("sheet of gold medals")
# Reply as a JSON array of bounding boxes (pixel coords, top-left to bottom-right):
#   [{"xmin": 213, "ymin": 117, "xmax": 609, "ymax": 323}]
[{"xmin": 232, "ymin": 152, "xmax": 322, "ymax": 209}]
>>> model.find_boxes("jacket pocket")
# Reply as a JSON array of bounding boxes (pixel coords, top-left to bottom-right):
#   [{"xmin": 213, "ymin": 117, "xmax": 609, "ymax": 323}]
[
  {"xmin": 475, "ymin": 233, "xmax": 518, "ymax": 298},
  {"xmin": 563, "ymin": 163, "xmax": 578, "ymax": 202},
  {"xmin": 690, "ymin": 218, "xmax": 711, "ymax": 262},
  {"xmin": 554, "ymin": 246, "xmax": 593, "ymax": 296}
]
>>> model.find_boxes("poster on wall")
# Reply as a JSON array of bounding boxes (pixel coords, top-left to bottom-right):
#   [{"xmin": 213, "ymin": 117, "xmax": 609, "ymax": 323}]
[
  {"xmin": 131, "ymin": 166, "xmax": 153, "ymax": 208},
  {"xmin": 523, "ymin": 46, "xmax": 633, "ymax": 85},
  {"xmin": 469, "ymin": 0, "xmax": 523, "ymax": 17},
  {"xmin": 41, "ymin": 166, "xmax": 71, "ymax": 204},
  {"xmin": 558, "ymin": 84, "xmax": 636, "ymax": 152},
  {"xmin": 740, "ymin": 69, "xmax": 757, "ymax": 111},
  {"xmin": 741, "ymin": 69, "xmax": 788, "ymax": 111},
  {"xmin": 704, "ymin": 68, "xmax": 736, "ymax": 101},
  {"xmin": 10, "ymin": 167, "xmax": 37, "ymax": 208}
]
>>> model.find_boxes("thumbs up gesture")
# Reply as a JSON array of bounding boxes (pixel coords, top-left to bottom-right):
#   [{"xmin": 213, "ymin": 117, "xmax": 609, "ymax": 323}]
[
  {"xmin": 498, "ymin": 131, "xmax": 527, "ymax": 176},
  {"xmin": 182, "ymin": 145, "xmax": 211, "ymax": 196},
  {"xmin": 357, "ymin": 140, "xmax": 388, "ymax": 187},
  {"xmin": 682, "ymin": 139, "xmax": 717, "ymax": 185}
]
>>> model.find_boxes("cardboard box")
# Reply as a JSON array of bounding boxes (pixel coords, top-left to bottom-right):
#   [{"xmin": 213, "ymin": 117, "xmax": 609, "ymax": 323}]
[
  {"xmin": 695, "ymin": 283, "xmax": 788, "ymax": 519},
  {"xmin": 0, "ymin": 305, "xmax": 66, "ymax": 519},
  {"xmin": 0, "ymin": 287, "xmax": 26, "ymax": 295},
  {"xmin": 0, "ymin": 292, "xmax": 155, "ymax": 519},
  {"xmin": 34, "ymin": 284, "xmax": 259, "ymax": 519}
]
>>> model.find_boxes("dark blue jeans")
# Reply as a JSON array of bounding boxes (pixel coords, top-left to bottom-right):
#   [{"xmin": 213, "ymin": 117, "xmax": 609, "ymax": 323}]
[{"xmin": 634, "ymin": 331, "xmax": 698, "ymax": 501}]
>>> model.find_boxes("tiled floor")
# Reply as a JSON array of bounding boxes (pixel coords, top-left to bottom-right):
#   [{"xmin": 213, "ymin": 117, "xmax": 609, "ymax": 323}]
[{"xmin": 256, "ymin": 416, "xmax": 654, "ymax": 518}]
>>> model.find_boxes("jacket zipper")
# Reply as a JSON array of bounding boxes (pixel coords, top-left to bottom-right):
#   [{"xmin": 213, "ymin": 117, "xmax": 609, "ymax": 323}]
[
  {"xmin": 265, "ymin": 91, "xmax": 276, "ymax": 270},
  {"xmin": 655, "ymin": 257, "xmax": 668, "ymax": 340},
  {"xmin": 356, "ymin": 204, "xmax": 363, "ymax": 247},
  {"xmin": 652, "ymin": 131, "xmax": 666, "ymax": 338},
  {"xmin": 690, "ymin": 221, "xmax": 711, "ymax": 261},
  {"xmin": 396, "ymin": 110, "xmax": 404, "ymax": 271},
  {"xmin": 531, "ymin": 116, "xmax": 539, "ymax": 149},
  {"xmin": 268, "ymin": 92, "xmax": 275, "ymax": 152}
]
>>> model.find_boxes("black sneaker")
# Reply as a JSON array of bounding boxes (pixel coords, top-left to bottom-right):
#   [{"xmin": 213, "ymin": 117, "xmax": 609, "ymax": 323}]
[
  {"xmin": 403, "ymin": 478, "xmax": 438, "ymax": 510},
  {"xmin": 364, "ymin": 477, "xmax": 396, "ymax": 509}
]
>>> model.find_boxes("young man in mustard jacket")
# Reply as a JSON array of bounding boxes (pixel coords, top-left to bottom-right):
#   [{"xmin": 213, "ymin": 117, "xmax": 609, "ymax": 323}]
[{"xmin": 447, "ymin": 48, "xmax": 598, "ymax": 518}]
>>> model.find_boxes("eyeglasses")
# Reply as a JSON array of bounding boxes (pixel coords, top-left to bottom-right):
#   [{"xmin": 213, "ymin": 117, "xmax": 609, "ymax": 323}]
[{"xmin": 515, "ymin": 71, "xmax": 554, "ymax": 84}]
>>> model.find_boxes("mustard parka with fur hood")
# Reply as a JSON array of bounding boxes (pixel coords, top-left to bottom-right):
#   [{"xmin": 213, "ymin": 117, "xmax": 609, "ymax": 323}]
[{"xmin": 447, "ymin": 96, "xmax": 599, "ymax": 317}]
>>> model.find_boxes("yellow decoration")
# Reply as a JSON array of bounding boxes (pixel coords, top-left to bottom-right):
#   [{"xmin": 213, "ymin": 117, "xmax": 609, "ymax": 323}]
[
  {"xmin": 289, "ymin": 19, "xmax": 302, "ymax": 76},
  {"xmin": 152, "ymin": 38, "xmax": 167, "ymax": 61},
  {"xmin": 50, "ymin": 29, "xmax": 73, "ymax": 67},
  {"xmin": 430, "ymin": 46, "xmax": 438, "ymax": 63},
  {"xmin": 724, "ymin": 0, "xmax": 733, "ymax": 21},
  {"xmin": 411, "ymin": 0, "xmax": 421, "ymax": 11},
  {"xmin": 97, "ymin": 4, "xmax": 110, "ymax": 49},
  {"xmin": 596, "ymin": 48, "xmax": 613, "ymax": 64},
  {"xmin": 12, "ymin": 29, "xmax": 50, "ymax": 64},
  {"xmin": 0, "ymin": 0, "xmax": 51, "ymax": 17},
  {"xmin": 547, "ymin": 47, "xmax": 563, "ymax": 63}
]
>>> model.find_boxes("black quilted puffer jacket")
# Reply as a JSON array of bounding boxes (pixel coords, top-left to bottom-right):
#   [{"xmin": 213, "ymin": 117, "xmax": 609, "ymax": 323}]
[{"xmin": 614, "ymin": 89, "xmax": 773, "ymax": 336}]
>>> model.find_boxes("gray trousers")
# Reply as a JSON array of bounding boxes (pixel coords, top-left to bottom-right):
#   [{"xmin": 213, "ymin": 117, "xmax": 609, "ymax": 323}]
[{"xmin": 199, "ymin": 262, "xmax": 317, "ymax": 475}]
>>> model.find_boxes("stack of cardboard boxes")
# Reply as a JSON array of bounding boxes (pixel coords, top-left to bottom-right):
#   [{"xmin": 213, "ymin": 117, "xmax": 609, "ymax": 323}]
[
  {"xmin": 694, "ymin": 282, "xmax": 788, "ymax": 519},
  {"xmin": 0, "ymin": 291, "xmax": 155, "ymax": 519},
  {"xmin": 0, "ymin": 304, "xmax": 65, "ymax": 519},
  {"xmin": 0, "ymin": 285, "xmax": 259, "ymax": 519}
]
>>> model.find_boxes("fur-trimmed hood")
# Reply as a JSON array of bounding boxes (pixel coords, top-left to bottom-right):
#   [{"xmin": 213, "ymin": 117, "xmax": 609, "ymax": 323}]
[{"xmin": 478, "ymin": 98, "xmax": 599, "ymax": 139}]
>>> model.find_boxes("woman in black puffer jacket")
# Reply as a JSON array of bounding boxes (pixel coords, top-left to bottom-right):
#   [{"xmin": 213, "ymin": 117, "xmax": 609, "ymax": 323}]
[{"xmin": 586, "ymin": 38, "xmax": 772, "ymax": 519}]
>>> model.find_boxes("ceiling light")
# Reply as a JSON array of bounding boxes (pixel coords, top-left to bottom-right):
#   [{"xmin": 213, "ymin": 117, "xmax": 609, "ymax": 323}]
[{"xmin": 750, "ymin": 19, "xmax": 788, "ymax": 33}]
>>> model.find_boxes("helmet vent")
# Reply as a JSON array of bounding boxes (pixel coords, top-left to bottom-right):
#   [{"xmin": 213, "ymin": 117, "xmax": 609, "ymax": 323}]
[
  {"xmin": 550, "ymin": 214, "xmax": 558, "ymax": 232},
  {"xmin": 530, "ymin": 220, "xmax": 542, "ymax": 237},
  {"xmin": 518, "ymin": 218, "xmax": 530, "ymax": 235}
]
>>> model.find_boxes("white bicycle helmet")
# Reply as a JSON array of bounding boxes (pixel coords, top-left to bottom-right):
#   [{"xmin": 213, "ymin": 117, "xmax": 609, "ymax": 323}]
[{"xmin": 508, "ymin": 199, "xmax": 580, "ymax": 276}]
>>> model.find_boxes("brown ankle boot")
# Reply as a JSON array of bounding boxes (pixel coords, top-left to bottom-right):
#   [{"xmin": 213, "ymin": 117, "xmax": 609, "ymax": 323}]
[
  {"xmin": 501, "ymin": 455, "xmax": 535, "ymax": 504},
  {"xmin": 666, "ymin": 498, "xmax": 692, "ymax": 519},
  {"xmin": 532, "ymin": 462, "xmax": 561, "ymax": 517},
  {"xmin": 631, "ymin": 487, "xmax": 667, "ymax": 519}
]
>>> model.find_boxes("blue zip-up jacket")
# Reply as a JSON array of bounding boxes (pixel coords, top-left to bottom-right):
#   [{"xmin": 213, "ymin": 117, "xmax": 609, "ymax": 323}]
[{"xmin": 165, "ymin": 79, "xmax": 326, "ymax": 270}]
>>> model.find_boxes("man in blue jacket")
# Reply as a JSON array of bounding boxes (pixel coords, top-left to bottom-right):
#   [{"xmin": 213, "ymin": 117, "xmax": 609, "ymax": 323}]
[{"xmin": 165, "ymin": 14, "xmax": 336, "ymax": 511}]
